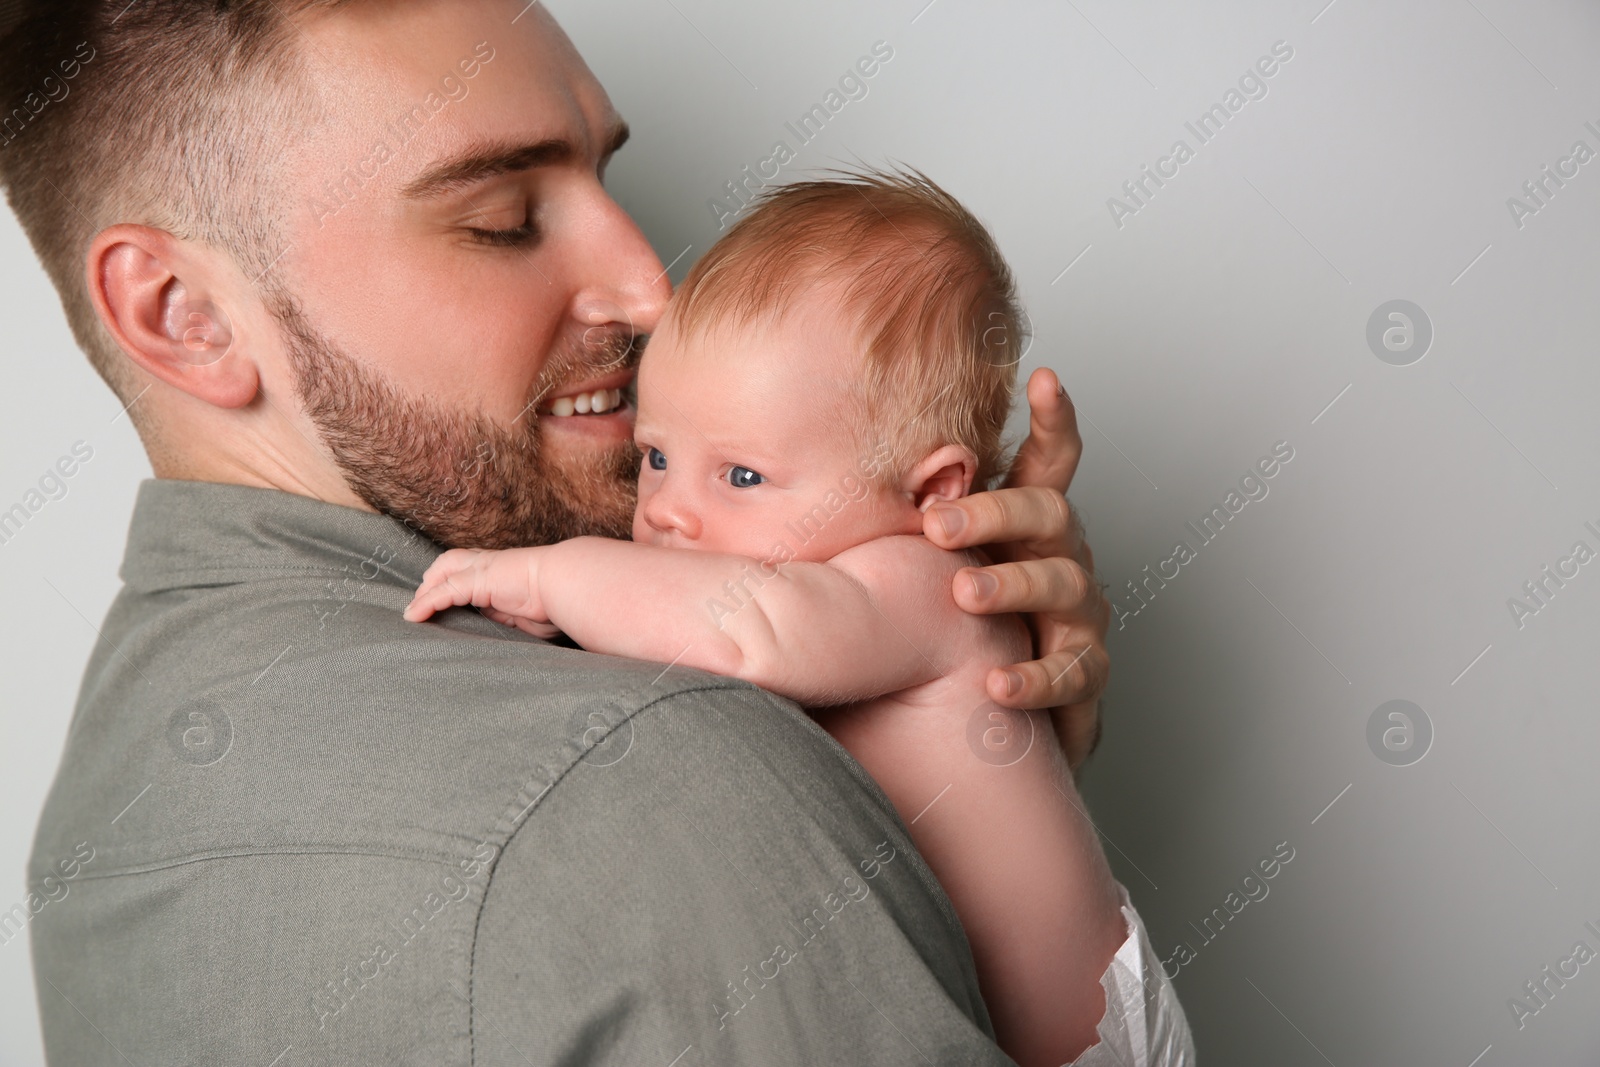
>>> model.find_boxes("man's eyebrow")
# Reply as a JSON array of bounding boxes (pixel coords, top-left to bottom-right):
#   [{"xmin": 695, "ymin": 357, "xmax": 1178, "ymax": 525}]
[{"xmin": 400, "ymin": 120, "xmax": 631, "ymax": 201}]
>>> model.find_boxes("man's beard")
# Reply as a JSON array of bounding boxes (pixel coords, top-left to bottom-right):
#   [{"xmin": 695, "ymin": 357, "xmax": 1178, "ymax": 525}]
[{"xmin": 270, "ymin": 291, "xmax": 641, "ymax": 550}]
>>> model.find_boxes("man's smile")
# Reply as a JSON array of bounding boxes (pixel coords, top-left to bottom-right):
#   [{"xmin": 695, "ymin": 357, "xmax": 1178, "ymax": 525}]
[
  {"xmin": 540, "ymin": 386, "xmax": 624, "ymax": 416},
  {"xmin": 536, "ymin": 369, "xmax": 636, "ymax": 440}
]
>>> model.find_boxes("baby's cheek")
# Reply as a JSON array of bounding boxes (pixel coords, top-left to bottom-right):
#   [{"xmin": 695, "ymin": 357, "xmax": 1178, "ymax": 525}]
[
  {"xmin": 757, "ymin": 492, "xmax": 904, "ymax": 564},
  {"xmin": 701, "ymin": 503, "xmax": 800, "ymax": 560}
]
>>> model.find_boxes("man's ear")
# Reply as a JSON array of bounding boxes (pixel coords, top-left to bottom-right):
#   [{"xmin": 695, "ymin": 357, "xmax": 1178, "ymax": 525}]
[
  {"xmin": 902, "ymin": 444, "xmax": 978, "ymax": 512},
  {"xmin": 86, "ymin": 224, "xmax": 259, "ymax": 409}
]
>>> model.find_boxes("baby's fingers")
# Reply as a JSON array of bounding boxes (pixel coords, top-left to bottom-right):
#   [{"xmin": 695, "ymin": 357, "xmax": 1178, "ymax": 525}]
[
  {"xmin": 403, "ymin": 578, "xmax": 470, "ymax": 622},
  {"xmin": 484, "ymin": 608, "xmax": 561, "ymax": 639},
  {"xmin": 408, "ymin": 550, "xmax": 494, "ymax": 620},
  {"xmin": 418, "ymin": 548, "xmax": 486, "ymax": 587}
]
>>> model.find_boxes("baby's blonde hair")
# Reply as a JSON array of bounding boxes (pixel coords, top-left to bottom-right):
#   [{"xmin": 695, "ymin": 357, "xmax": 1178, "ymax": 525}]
[{"xmin": 666, "ymin": 167, "xmax": 1024, "ymax": 489}]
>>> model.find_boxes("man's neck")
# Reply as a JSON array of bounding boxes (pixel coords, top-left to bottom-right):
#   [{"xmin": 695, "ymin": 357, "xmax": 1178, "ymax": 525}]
[{"xmin": 148, "ymin": 447, "xmax": 372, "ymax": 513}]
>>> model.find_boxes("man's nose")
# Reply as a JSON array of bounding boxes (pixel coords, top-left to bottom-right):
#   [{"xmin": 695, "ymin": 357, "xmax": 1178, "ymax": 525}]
[{"xmin": 569, "ymin": 191, "xmax": 671, "ymax": 339}]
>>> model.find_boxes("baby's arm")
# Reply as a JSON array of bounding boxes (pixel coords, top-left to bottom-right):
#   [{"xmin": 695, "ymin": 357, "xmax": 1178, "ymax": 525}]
[
  {"xmin": 405, "ymin": 537, "xmax": 947, "ymax": 705},
  {"xmin": 813, "ymin": 542, "xmax": 1128, "ymax": 1065},
  {"xmin": 408, "ymin": 536, "xmax": 1127, "ymax": 1063},
  {"xmin": 821, "ymin": 699, "xmax": 1126, "ymax": 1065}
]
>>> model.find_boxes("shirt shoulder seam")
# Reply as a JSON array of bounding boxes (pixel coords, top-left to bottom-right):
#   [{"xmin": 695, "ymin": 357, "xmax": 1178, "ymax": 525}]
[{"xmin": 65, "ymin": 843, "xmax": 464, "ymax": 881}]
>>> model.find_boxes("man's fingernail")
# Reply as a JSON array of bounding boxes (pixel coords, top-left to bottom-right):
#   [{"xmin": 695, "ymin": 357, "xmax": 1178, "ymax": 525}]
[
  {"xmin": 934, "ymin": 506, "xmax": 966, "ymax": 539},
  {"xmin": 1000, "ymin": 669, "xmax": 1024, "ymax": 698},
  {"xmin": 969, "ymin": 570, "xmax": 999, "ymax": 601}
]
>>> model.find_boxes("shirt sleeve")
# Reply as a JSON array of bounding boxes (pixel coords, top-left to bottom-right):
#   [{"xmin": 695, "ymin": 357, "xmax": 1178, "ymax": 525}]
[
  {"xmin": 469, "ymin": 684, "xmax": 1016, "ymax": 1066},
  {"xmin": 1066, "ymin": 882, "xmax": 1196, "ymax": 1067}
]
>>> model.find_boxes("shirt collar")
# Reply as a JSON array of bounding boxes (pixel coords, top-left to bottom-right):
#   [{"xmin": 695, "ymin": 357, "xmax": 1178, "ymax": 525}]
[{"xmin": 119, "ymin": 479, "xmax": 446, "ymax": 595}]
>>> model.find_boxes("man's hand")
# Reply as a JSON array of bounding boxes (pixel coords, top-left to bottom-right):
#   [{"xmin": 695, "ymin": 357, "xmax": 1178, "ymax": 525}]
[
  {"xmin": 405, "ymin": 546, "xmax": 562, "ymax": 638},
  {"xmin": 925, "ymin": 367, "xmax": 1110, "ymax": 774}
]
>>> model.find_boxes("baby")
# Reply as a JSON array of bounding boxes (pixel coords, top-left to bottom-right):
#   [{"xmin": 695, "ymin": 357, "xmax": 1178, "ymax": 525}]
[{"xmin": 405, "ymin": 171, "xmax": 1126, "ymax": 1065}]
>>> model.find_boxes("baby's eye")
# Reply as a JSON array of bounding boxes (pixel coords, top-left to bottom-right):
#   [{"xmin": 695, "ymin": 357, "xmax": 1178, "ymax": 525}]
[
  {"xmin": 727, "ymin": 465, "xmax": 764, "ymax": 488},
  {"xmin": 646, "ymin": 447, "xmax": 667, "ymax": 471}
]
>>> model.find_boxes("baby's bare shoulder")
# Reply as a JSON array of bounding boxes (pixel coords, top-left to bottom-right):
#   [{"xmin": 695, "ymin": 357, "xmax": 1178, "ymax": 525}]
[
  {"xmin": 827, "ymin": 533, "xmax": 972, "ymax": 579},
  {"xmin": 827, "ymin": 535, "xmax": 1025, "ymax": 668},
  {"xmin": 825, "ymin": 534, "xmax": 988, "ymax": 609}
]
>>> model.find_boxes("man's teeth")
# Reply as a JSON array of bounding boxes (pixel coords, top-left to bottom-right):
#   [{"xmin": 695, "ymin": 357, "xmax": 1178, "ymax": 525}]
[{"xmin": 546, "ymin": 388, "xmax": 623, "ymax": 416}]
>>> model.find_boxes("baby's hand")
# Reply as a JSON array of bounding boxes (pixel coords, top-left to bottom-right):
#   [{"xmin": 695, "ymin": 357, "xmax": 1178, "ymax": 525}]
[{"xmin": 403, "ymin": 547, "xmax": 560, "ymax": 638}]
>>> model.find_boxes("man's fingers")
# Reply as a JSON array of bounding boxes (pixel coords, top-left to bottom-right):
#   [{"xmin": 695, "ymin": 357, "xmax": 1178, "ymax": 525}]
[
  {"xmin": 985, "ymin": 643, "xmax": 1108, "ymax": 710},
  {"xmin": 952, "ymin": 556, "xmax": 1096, "ymax": 618},
  {"xmin": 1055, "ymin": 701, "xmax": 1103, "ymax": 775},
  {"xmin": 1003, "ymin": 367, "xmax": 1082, "ymax": 493},
  {"xmin": 925, "ymin": 485, "xmax": 1079, "ymax": 555}
]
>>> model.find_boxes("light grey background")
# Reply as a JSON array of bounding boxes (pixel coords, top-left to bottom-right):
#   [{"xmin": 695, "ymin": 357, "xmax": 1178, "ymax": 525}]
[{"xmin": 5, "ymin": 0, "xmax": 1599, "ymax": 1063}]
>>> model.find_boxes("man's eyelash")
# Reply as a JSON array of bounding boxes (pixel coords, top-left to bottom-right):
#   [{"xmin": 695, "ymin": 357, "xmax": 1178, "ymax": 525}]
[{"xmin": 467, "ymin": 222, "xmax": 538, "ymax": 248}]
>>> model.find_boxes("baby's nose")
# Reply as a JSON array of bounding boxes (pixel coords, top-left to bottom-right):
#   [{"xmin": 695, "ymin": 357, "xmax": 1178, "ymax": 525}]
[{"xmin": 643, "ymin": 492, "xmax": 702, "ymax": 542}]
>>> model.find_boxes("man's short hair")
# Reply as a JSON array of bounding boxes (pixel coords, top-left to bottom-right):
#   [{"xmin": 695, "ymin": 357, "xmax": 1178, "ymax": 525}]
[
  {"xmin": 0, "ymin": 1, "xmax": 347, "ymax": 422},
  {"xmin": 666, "ymin": 167, "xmax": 1026, "ymax": 489}
]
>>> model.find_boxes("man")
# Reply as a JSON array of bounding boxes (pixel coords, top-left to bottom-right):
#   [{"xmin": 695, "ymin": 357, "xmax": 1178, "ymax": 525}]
[{"xmin": 2, "ymin": 1, "xmax": 1190, "ymax": 1063}]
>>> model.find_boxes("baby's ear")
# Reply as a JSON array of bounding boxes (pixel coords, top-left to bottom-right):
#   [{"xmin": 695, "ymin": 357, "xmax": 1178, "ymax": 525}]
[{"xmin": 903, "ymin": 445, "xmax": 978, "ymax": 512}]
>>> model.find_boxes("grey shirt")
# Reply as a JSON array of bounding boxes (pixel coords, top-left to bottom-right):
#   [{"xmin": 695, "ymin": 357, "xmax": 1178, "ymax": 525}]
[{"xmin": 27, "ymin": 479, "xmax": 1011, "ymax": 1066}]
